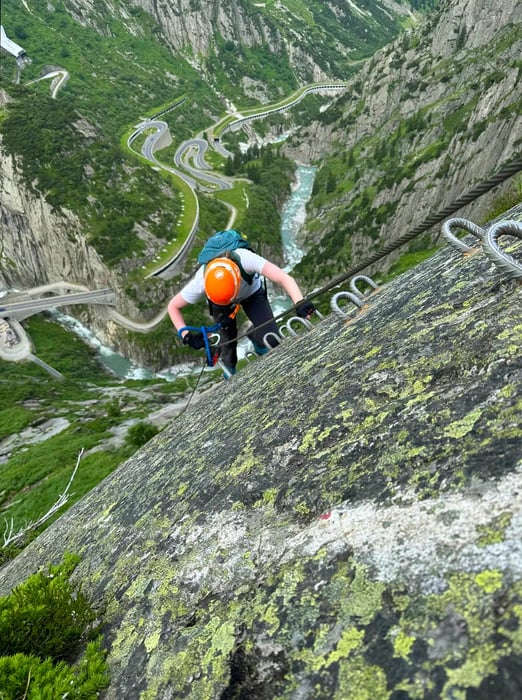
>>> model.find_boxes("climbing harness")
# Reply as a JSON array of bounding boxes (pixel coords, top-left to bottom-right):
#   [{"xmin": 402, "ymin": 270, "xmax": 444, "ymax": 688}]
[
  {"xmin": 228, "ymin": 304, "xmax": 241, "ymax": 320},
  {"xmin": 176, "ymin": 322, "xmax": 230, "ymax": 412}
]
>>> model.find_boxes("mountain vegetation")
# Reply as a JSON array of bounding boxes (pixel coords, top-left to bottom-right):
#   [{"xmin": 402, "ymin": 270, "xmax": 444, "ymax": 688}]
[
  {"xmin": 0, "ymin": 0, "xmax": 519, "ymax": 545},
  {"xmin": 1, "ymin": 0, "xmax": 521, "ymax": 697},
  {"xmin": 285, "ymin": 3, "xmax": 521, "ymax": 286},
  {"xmin": 0, "ymin": 313, "xmax": 220, "ymax": 564},
  {"xmin": 0, "ymin": 0, "xmax": 422, "ymax": 274},
  {"xmin": 1, "ymin": 213, "xmax": 520, "ymax": 698},
  {"xmin": 0, "ymin": 553, "xmax": 109, "ymax": 696}
]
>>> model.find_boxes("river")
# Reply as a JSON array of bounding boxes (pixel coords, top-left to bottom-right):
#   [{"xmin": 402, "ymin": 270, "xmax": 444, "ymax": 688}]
[{"xmin": 55, "ymin": 164, "xmax": 317, "ymax": 379}]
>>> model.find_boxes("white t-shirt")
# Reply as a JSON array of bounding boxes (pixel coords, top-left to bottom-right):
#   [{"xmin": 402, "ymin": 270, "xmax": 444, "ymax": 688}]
[{"xmin": 180, "ymin": 249, "xmax": 268, "ymax": 304}]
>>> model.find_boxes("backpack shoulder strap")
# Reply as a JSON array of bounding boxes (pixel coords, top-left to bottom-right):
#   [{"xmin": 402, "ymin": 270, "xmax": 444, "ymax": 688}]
[{"xmin": 227, "ymin": 250, "xmax": 255, "ymax": 284}]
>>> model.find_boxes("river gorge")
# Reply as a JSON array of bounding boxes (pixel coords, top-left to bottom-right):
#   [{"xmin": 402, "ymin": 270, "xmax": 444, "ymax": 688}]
[{"xmin": 55, "ymin": 164, "xmax": 317, "ymax": 379}]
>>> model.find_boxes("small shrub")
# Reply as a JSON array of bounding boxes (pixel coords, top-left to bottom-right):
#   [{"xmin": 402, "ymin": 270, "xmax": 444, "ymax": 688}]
[
  {"xmin": 0, "ymin": 553, "xmax": 96, "ymax": 662},
  {"xmin": 125, "ymin": 421, "xmax": 159, "ymax": 447},
  {"xmin": 0, "ymin": 553, "xmax": 109, "ymax": 697},
  {"xmin": 0, "ymin": 639, "xmax": 109, "ymax": 699},
  {"xmin": 483, "ymin": 178, "xmax": 522, "ymax": 221},
  {"xmin": 105, "ymin": 398, "xmax": 122, "ymax": 419}
]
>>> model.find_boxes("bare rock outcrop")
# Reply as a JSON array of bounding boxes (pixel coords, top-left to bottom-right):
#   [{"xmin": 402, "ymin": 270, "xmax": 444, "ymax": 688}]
[
  {"xmin": 1, "ymin": 217, "xmax": 521, "ymax": 699},
  {"xmin": 0, "ymin": 141, "xmax": 158, "ymax": 357}
]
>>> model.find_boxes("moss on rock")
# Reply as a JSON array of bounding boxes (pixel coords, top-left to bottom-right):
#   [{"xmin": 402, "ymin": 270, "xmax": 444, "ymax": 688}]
[{"xmin": 0, "ymin": 230, "xmax": 521, "ymax": 698}]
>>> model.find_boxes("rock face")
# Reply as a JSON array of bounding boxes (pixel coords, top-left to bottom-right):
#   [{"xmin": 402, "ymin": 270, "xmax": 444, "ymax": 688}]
[
  {"xmin": 0, "ymin": 137, "xmax": 171, "ymax": 361},
  {"xmin": 0, "ymin": 142, "xmax": 109, "ymax": 291},
  {"xmin": 1, "ymin": 214, "xmax": 521, "ymax": 699},
  {"xmin": 73, "ymin": 0, "xmax": 410, "ymax": 82}
]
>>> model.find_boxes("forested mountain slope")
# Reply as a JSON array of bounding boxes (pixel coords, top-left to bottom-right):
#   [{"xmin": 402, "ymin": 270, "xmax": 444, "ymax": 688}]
[
  {"xmin": 0, "ymin": 0, "xmax": 424, "ymax": 367},
  {"xmin": 1, "ymin": 1, "xmax": 522, "ymax": 694},
  {"xmin": 284, "ymin": 0, "xmax": 522, "ymax": 288},
  {"xmin": 1, "ymin": 0, "xmax": 520, "ymax": 371},
  {"xmin": 0, "ymin": 0, "xmax": 418, "ymax": 133}
]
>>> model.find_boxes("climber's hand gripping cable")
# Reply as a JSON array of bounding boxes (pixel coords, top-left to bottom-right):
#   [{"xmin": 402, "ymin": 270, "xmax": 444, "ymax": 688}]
[{"xmin": 178, "ymin": 306, "xmax": 240, "ymax": 366}]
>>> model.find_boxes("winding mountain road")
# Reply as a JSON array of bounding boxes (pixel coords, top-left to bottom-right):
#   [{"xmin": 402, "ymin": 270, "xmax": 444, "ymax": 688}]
[
  {"xmin": 1, "ymin": 83, "xmax": 348, "ymax": 366},
  {"xmin": 128, "ymin": 82, "xmax": 347, "ymax": 280},
  {"xmin": 26, "ymin": 69, "xmax": 69, "ymax": 98}
]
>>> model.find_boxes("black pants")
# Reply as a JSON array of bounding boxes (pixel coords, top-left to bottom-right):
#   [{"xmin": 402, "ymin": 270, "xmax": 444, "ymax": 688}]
[{"xmin": 209, "ymin": 286, "xmax": 280, "ymax": 369}]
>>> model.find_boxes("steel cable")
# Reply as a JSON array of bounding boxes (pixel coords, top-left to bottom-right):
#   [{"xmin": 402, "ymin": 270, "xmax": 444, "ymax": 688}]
[
  {"xmin": 178, "ymin": 154, "xmax": 521, "ymax": 364},
  {"xmin": 301, "ymin": 154, "xmax": 522, "ymax": 305},
  {"xmin": 225, "ymin": 154, "xmax": 522, "ymax": 345}
]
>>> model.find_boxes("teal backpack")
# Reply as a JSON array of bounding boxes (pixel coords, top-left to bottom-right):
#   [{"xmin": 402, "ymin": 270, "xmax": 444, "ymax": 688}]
[{"xmin": 198, "ymin": 229, "xmax": 255, "ymax": 283}]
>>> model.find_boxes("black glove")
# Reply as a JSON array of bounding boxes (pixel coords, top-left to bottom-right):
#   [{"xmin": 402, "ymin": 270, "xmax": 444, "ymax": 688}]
[
  {"xmin": 296, "ymin": 300, "xmax": 316, "ymax": 319},
  {"xmin": 217, "ymin": 313, "xmax": 236, "ymax": 331},
  {"xmin": 182, "ymin": 331, "xmax": 206, "ymax": 350}
]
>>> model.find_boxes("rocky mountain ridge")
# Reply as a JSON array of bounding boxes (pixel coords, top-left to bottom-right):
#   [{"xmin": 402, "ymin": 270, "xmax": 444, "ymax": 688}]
[
  {"xmin": 1, "ymin": 0, "xmax": 520, "ymax": 370},
  {"xmin": 64, "ymin": 0, "xmax": 413, "ymax": 89},
  {"xmin": 283, "ymin": 0, "xmax": 522, "ymax": 285}
]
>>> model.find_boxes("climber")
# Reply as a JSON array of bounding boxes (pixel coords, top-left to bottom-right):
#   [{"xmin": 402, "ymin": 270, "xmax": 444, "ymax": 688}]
[{"xmin": 167, "ymin": 243, "xmax": 315, "ymax": 377}]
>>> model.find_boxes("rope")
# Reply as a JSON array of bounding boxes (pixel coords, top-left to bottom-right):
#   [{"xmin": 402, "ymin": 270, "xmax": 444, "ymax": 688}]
[{"xmin": 181, "ymin": 361, "xmax": 208, "ymax": 415}]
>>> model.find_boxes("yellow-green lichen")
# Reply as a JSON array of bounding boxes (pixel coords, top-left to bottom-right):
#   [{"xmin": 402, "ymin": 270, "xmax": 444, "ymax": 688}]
[
  {"xmin": 475, "ymin": 569, "xmax": 503, "ymax": 594},
  {"xmin": 177, "ymin": 482, "xmax": 188, "ymax": 496},
  {"xmin": 326, "ymin": 627, "xmax": 365, "ymax": 665},
  {"xmin": 294, "ymin": 501, "xmax": 311, "ymax": 516},
  {"xmin": 317, "ymin": 425, "xmax": 336, "ymax": 442},
  {"xmin": 443, "ymin": 642, "xmax": 500, "ymax": 691},
  {"xmin": 392, "ymin": 628, "xmax": 416, "ymax": 659},
  {"xmin": 337, "ymin": 658, "xmax": 390, "ymax": 699},
  {"xmin": 254, "ymin": 487, "xmax": 278, "ymax": 508},
  {"xmin": 260, "ymin": 602, "xmax": 280, "ymax": 632},
  {"xmin": 365, "ymin": 345, "xmax": 382, "ymax": 359},
  {"xmin": 144, "ymin": 629, "xmax": 161, "ymax": 653},
  {"xmin": 226, "ymin": 443, "xmax": 259, "ymax": 478},
  {"xmin": 444, "ymin": 407, "xmax": 483, "ymax": 438},
  {"xmin": 476, "ymin": 512, "xmax": 512, "ymax": 547},
  {"xmin": 333, "ymin": 563, "xmax": 387, "ymax": 624},
  {"xmin": 299, "ymin": 426, "xmax": 320, "ymax": 453},
  {"xmin": 336, "ymin": 406, "xmax": 355, "ymax": 423}
]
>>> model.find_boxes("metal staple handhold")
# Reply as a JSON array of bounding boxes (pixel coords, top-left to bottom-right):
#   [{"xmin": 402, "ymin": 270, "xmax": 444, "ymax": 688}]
[
  {"xmin": 263, "ymin": 331, "xmax": 283, "ymax": 350},
  {"xmin": 349, "ymin": 275, "xmax": 378, "ymax": 297},
  {"xmin": 244, "ymin": 351, "xmax": 258, "ymax": 363},
  {"xmin": 482, "ymin": 220, "xmax": 522, "ymax": 278},
  {"xmin": 442, "ymin": 217, "xmax": 486, "ymax": 253},
  {"xmin": 330, "ymin": 291, "xmax": 364, "ymax": 319},
  {"xmin": 284, "ymin": 316, "xmax": 314, "ymax": 337}
]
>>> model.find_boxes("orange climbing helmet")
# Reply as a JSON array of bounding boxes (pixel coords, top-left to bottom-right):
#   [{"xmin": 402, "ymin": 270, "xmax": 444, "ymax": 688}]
[{"xmin": 204, "ymin": 257, "xmax": 242, "ymax": 305}]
